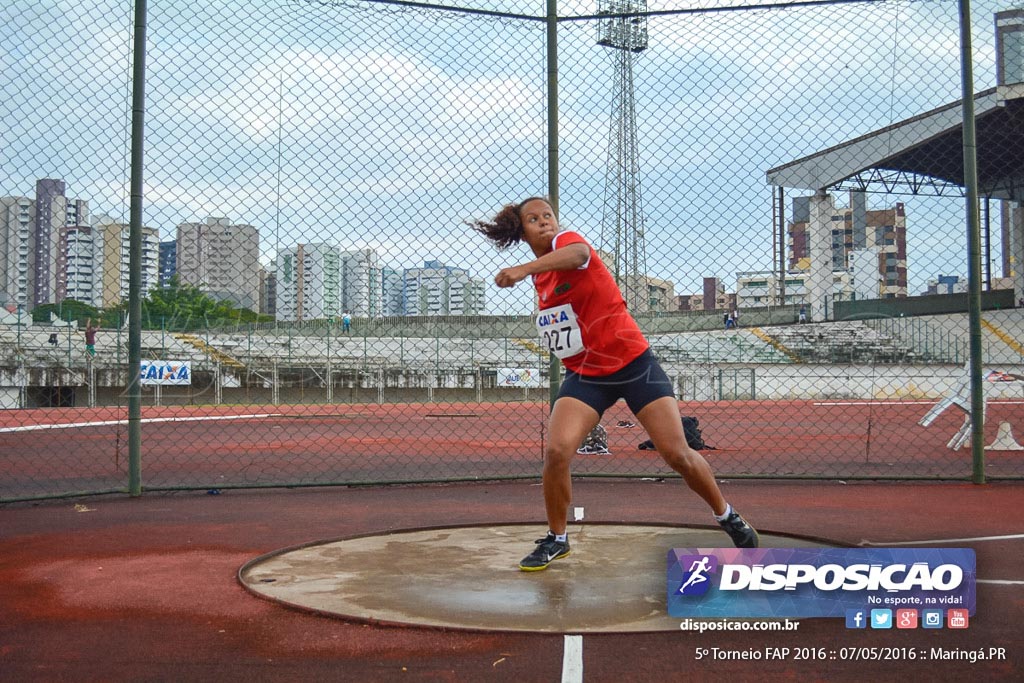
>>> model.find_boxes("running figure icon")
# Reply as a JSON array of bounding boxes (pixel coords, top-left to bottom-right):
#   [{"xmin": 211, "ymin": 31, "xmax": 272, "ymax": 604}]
[{"xmin": 678, "ymin": 556, "xmax": 713, "ymax": 594}]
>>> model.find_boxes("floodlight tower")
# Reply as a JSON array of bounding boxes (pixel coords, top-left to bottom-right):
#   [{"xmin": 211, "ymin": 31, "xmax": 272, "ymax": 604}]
[{"xmin": 598, "ymin": 0, "xmax": 649, "ymax": 312}]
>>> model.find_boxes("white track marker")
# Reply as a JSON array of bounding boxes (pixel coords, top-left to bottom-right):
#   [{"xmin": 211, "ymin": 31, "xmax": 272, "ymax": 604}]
[
  {"xmin": 986, "ymin": 421, "xmax": 1024, "ymax": 451},
  {"xmin": 860, "ymin": 533, "xmax": 1024, "ymax": 546},
  {"xmin": 978, "ymin": 579, "xmax": 1024, "ymax": 585},
  {"xmin": 0, "ymin": 413, "xmax": 282, "ymax": 433},
  {"xmin": 573, "ymin": 507, "xmax": 585, "ymax": 522},
  {"xmin": 562, "ymin": 635, "xmax": 583, "ymax": 683}
]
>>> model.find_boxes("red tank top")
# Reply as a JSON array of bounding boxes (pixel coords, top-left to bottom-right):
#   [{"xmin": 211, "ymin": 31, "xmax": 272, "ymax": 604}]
[{"xmin": 532, "ymin": 231, "xmax": 649, "ymax": 376}]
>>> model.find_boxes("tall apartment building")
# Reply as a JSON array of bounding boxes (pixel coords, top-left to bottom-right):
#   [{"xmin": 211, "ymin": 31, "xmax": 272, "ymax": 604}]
[
  {"xmin": 158, "ymin": 240, "xmax": 177, "ymax": 288},
  {"xmin": 33, "ymin": 179, "xmax": 88, "ymax": 306},
  {"xmin": 380, "ymin": 267, "xmax": 404, "ymax": 316},
  {"xmin": 341, "ymin": 248, "xmax": 382, "ymax": 317},
  {"xmin": 96, "ymin": 218, "xmax": 159, "ymax": 308},
  {"xmin": 788, "ymin": 191, "xmax": 908, "ymax": 298},
  {"xmin": 403, "ymin": 260, "xmax": 485, "ymax": 316},
  {"xmin": 0, "ymin": 196, "xmax": 33, "ymax": 308},
  {"xmin": 274, "ymin": 243, "xmax": 342, "ymax": 322},
  {"xmin": 56, "ymin": 226, "xmax": 102, "ymax": 307},
  {"xmin": 176, "ymin": 217, "xmax": 260, "ymax": 310},
  {"xmin": 258, "ymin": 268, "xmax": 276, "ymax": 317}
]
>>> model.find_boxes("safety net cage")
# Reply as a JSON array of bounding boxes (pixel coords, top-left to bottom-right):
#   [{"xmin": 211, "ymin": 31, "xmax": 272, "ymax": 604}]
[{"xmin": 1, "ymin": 0, "xmax": 1022, "ymax": 501}]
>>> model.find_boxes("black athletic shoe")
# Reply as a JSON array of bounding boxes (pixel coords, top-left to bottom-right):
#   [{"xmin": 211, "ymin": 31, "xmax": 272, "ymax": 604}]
[
  {"xmin": 718, "ymin": 511, "xmax": 759, "ymax": 548},
  {"xmin": 519, "ymin": 532, "xmax": 571, "ymax": 571}
]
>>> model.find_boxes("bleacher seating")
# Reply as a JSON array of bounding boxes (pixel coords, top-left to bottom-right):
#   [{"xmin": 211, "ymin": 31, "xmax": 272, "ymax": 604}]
[
  {"xmin": 3, "ymin": 309, "xmax": 1021, "ymax": 371},
  {"xmin": 760, "ymin": 320, "xmax": 920, "ymax": 363}
]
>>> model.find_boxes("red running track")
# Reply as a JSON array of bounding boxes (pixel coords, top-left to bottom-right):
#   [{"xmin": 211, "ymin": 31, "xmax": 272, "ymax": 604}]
[
  {"xmin": 2, "ymin": 399, "xmax": 1023, "ymax": 500},
  {"xmin": 1, "ymin": 480, "xmax": 1022, "ymax": 681}
]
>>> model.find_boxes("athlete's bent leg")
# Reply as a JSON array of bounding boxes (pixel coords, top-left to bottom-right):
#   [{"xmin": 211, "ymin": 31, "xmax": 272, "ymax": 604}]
[
  {"xmin": 634, "ymin": 396, "xmax": 727, "ymax": 516},
  {"xmin": 544, "ymin": 397, "xmax": 601, "ymax": 534}
]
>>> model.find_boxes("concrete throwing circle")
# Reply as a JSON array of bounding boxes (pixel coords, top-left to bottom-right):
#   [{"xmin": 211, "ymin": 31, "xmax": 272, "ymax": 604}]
[{"xmin": 239, "ymin": 523, "xmax": 830, "ymax": 633}]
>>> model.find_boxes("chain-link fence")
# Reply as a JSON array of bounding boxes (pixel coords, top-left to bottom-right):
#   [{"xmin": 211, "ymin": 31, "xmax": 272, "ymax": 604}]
[{"xmin": 2, "ymin": 0, "xmax": 1023, "ymax": 501}]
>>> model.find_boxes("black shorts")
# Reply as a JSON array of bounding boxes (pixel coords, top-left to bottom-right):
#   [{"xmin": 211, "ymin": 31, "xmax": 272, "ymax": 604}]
[{"xmin": 557, "ymin": 348, "xmax": 675, "ymax": 416}]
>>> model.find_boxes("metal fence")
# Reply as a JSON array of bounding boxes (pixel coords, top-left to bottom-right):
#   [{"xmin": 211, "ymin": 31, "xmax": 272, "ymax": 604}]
[{"xmin": 2, "ymin": 0, "xmax": 1024, "ymax": 501}]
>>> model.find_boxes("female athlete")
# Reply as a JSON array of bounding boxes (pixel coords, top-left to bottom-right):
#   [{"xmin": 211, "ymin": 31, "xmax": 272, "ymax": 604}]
[{"xmin": 472, "ymin": 197, "xmax": 759, "ymax": 571}]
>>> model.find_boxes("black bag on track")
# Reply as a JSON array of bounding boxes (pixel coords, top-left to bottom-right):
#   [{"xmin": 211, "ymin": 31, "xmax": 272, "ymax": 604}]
[{"xmin": 637, "ymin": 416, "xmax": 714, "ymax": 451}]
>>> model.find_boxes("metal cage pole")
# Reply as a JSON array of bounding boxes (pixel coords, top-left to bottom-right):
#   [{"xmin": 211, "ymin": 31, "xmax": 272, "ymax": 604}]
[
  {"xmin": 127, "ymin": 0, "xmax": 148, "ymax": 496},
  {"xmin": 959, "ymin": 0, "xmax": 985, "ymax": 483},
  {"xmin": 546, "ymin": 0, "xmax": 561, "ymax": 407}
]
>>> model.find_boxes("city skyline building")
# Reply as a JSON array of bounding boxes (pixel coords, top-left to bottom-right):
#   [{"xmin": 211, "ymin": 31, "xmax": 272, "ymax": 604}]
[
  {"xmin": 96, "ymin": 217, "xmax": 159, "ymax": 308},
  {"xmin": 736, "ymin": 269, "xmax": 853, "ymax": 309},
  {"xmin": 176, "ymin": 217, "xmax": 260, "ymax": 310},
  {"xmin": 403, "ymin": 260, "xmax": 485, "ymax": 316},
  {"xmin": 274, "ymin": 243, "xmax": 341, "ymax": 322},
  {"xmin": 788, "ymin": 190, "xmax": 908, "ymax": 300},
  {"xmin": 381, "ymin": 267, "xmax": 404, "ymax": 317},
  {"xmin": 674, "ymin": 277, "xmax": 735, "ymax": 312},
  {"xmin": 158, "ymin": 240, "xmax": 177, "ymax": 289},
  {"xmin": 258, "ymin": 268, "xmax": 276, "ymax": 317},
  {"xmin": 341, "ymin": 248, "xmax": 381, "ymax": 317},
  {"xmin": 56, "ymin": 225, "xmax": 102, "ymax": 307},
  {"xmin": 0, "ymin": 195, "xmax": 33, "ymax": 309},
  {"xmin": 33, "ymin": 179, "xmax": 88, "ymax": 307}
]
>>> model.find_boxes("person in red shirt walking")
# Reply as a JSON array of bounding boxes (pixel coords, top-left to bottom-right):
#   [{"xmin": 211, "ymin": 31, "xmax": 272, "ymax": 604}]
[{"xmin": 472, "ymin": 196, "xmax": 758, "ymax": 571}]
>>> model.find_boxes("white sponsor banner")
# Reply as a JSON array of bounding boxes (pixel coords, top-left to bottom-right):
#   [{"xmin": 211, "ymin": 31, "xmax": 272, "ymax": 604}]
[
  {"xmin": 140, "ymin": 360, "xmax": 192, "ymax": 386},
  {"xmin": 497, "ymin": 368, "xmax": 541, "ymax": 388}
]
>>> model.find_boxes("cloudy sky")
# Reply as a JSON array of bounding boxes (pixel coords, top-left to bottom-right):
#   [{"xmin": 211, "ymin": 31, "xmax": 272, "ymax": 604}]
[{"xmin": 1, "ymin": 0, "xmax": 1011, "ymax": 313}]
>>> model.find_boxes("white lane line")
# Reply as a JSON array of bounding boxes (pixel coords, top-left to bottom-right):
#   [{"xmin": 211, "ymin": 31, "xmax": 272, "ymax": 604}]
[
  {"xmin": 860, "ymin": 533, "xmax": 1024, "ymax": 546},
  {"xmin": 562, "ymin": 635, "xmax": 583, "ymax": 683},
  {"xmin": 814, "ymin": 400, "xmax": 1024, "ymax": 406},
  {"xmin": 978, "ymin": 579, "xmax": 1024, "ymax": 585},
  {"xmin": 0, "ymin": 413, "xmax": 282, "ymax": 433},
  {"xmin": 815, "ymin": 401, "xmax": 936, "ymax": 406}
]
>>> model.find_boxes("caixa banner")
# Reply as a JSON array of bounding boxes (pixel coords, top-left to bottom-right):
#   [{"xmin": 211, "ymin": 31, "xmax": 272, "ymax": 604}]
[
  {"xmin": 667, "ymin": 548, "xmax": 975, "ymax": 618},
  {"xmin": 139, "ymin": 360, "xmax": 192, "ymax": 386}
]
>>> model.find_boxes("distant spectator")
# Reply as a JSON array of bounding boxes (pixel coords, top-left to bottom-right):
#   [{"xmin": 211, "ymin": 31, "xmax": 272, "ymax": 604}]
[
  {"xmin": 84, "ymin": 317, "xmax": 99, "ymax": 357},
  {"xmin": 723, "ymin": 313, "xmax": 731, "ymax": 329},
  {"xmin": 732, "ymin": 309, "xmax": 739, "ymax": 327},
  {"xmin": 342, "ymin": 312, "xmax": 352, "ymax": 333},
  {"xmin": 799, "ymin": 305, "xmax": 807, "ymax": 323},
  {"xmin": 725, "ymin": 314, "xmax": 736, "ymax": 329}
]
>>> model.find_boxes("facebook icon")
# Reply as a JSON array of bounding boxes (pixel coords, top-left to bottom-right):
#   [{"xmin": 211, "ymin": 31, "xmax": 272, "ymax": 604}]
[{"xmin": 845, "ymin": 609, "xmax": 867, "ymax": 629}]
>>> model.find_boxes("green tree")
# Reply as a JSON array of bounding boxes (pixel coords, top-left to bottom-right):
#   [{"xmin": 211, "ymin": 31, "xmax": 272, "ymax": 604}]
[
  {"xmin": 31, "ymin": 299, "xmax": 101, "ymax": 324},
  {"xmin": 139, "ymin": 277, "xmax": 271, "ymax": 331}
]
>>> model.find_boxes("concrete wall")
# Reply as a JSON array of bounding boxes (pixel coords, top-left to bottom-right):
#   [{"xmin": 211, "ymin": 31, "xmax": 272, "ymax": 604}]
[{"xmin": 26, "ymin": 361, "xmax": 1024, "ymax": 407}]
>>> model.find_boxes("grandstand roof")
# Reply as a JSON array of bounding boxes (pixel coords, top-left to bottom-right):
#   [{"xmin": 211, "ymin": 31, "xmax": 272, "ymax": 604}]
[{"xmin": 766, "ymin": 86, "xmax": 1024, "ymax": 200}]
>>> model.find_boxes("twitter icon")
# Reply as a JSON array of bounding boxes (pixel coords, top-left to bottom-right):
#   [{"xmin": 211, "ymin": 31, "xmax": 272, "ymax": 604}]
[{"xmin": 870, "ymin": 609, "xmax": 893, "ymax": 629}]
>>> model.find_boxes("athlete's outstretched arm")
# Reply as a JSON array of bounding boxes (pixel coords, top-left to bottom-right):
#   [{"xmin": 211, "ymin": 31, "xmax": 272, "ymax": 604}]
[{"xmin": 494, "ymin": 243, "xmax": 588, "ymax": 288}]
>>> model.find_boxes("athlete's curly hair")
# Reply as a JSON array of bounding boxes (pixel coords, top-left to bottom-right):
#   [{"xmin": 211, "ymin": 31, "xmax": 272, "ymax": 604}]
[{"xmin": 469, "ymin": 196, "xmax": 551, "ymax": 250}]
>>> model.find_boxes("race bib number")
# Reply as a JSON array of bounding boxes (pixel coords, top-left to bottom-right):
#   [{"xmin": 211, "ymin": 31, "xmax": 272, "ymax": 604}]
[{"xmin": 536, "ymin": 303, "xmax": 584, "ymax": 359}]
